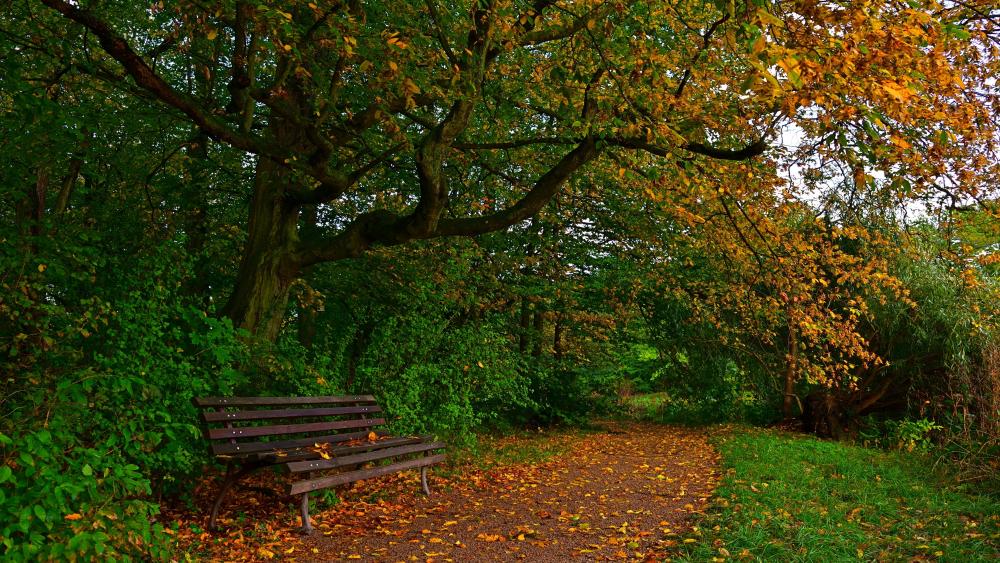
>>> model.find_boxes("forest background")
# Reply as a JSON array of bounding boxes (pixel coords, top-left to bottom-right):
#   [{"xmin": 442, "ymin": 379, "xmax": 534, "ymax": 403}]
[{"xmin": 1, "ymin": 0, "xmax": 999, "ymax": 559}]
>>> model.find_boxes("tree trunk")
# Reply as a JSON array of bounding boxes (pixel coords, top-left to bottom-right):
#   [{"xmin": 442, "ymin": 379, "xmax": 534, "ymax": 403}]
[
  {"xmin": 183, "ymin": 132, "xmax": 212, "ymax": 304},
  {"xmin": 553, "ymin": 312, "xmax": 564, "ymax": 359},
  {"xmin": 532, "ymin": 306, "xmax": 545, "ymax": 357},
  {"xmin": 783, "ymin": 319, "xmax": 799, "ymax": 418},
  {"xmin": 220, "ymin": 156, "xmax": 301, "ymax": 340},
  {"xmin": 518, "ymin": 298, "xmax": 531, "ymax": 353}
]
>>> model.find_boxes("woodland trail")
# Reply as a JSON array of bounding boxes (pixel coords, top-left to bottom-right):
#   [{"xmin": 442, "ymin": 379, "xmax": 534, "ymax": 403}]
[{"xmin": 293, "ymin": 422, "xmax": 720, "ymax": 562}]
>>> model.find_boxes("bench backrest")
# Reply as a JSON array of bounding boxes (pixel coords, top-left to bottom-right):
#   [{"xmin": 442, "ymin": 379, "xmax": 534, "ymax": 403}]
[{"xmin": 193, "ymin": 395, "xmax": 386, "ymax": 457}]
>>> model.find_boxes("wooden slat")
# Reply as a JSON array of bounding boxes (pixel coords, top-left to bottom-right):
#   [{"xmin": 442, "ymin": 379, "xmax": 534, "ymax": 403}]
[
  {"xmin": 259, "ymin": 436, "xmax": 428, "ymax": 463},
  {"xmin": 212, "ymin": 430, "xmax": 390, "ymax": 456},
  {"xmin": 193, "ymin": 395, "xmax": 376, "ymax": 407},
  {"xmin": 289, "ymin": 454, "xmax": 446, "ymax": 495},
  {"xmin": 286, "ymin": 441, "xmax": 446, "ymax": 473},
  {"xmin": 207, "ymin": 418, "xmax": 384, "ymax": 440},
  {"xmin": 202, "ymin": 405, "xmax": 382, "ymax": 423}
]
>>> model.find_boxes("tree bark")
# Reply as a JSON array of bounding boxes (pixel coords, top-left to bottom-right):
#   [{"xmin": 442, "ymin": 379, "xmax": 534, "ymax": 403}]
[
  {"xmin": 518, "ymin": 298, "xmax": 531, "ymax": 353},
  {"xmin": 183, "ymin": 132, "xmax": 212, "ymax": 303},
  {"xmin": 220, "ymin": 155, "xmax": 301, "ymax": 340},
  {"xmin": 553, "ymin": 312, "xmax": 564, "ymax": 359},
  {"xmin": 532, "ymin": 306, "xmax": 545, "ymax": 358},
  {"xmin": 783, "ymin": 318, "xmax": 799, "ymax": 418}
]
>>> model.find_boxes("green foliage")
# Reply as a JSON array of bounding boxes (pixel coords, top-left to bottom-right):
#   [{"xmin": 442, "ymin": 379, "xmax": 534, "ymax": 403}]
[
  {"xmin": 0, "ymin": 430, "xmax": 168, "ymax": 561},
  {"xmin": 677, "ymin": 428, "xmax": 1000, "ymax": 562},
  {"xmin": 356, "ymin": 314, "xmax": 529, "ymax": 443},
  {"xmin": 859, "ymin": 416, "xmax": 943, "ymax": 452},
  {"xmin": 1, "ymin": 244, "xmax": 247, "ymax": 558},
  {"xmin": 892, "ymin": 419, "xmax": 944, "ymax": 452},
  {"xmin": 511, "ymin": 363, "xmax": 622, "ymax": 427}
]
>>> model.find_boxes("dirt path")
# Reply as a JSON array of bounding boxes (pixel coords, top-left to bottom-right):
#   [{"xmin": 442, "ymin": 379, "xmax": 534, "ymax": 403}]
[{"xmin": 293, "ymin": 422, "xmax": 719, "ymax": 562}]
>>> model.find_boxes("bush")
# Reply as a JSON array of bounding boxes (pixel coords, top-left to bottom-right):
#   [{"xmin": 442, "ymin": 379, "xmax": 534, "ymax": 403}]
[
  {"xmin": 0, "ymin": 250, "xmax": 248, "ymax": 558},
  {"xmin": 0, "ymin": 429, "xmax": 168, "ymax": 561},
  {"xmin": 354, "ymin": 314, "xmax": 530, "ymax": 444}
]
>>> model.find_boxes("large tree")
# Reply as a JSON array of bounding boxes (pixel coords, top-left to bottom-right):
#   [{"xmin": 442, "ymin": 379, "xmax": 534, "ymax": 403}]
[{"xmin": 28, "ymin": 0, "xmax": 997, "ymax": 340}]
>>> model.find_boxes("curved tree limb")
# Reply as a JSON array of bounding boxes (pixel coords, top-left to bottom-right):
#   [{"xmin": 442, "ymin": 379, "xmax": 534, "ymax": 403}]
[
  {"xmin": 609, "ymin": 136, "xmax": 768, "ymax": 161},
  {"xmin": 40, "ymin": 0, "xmax": 269, "ymax": 157}
]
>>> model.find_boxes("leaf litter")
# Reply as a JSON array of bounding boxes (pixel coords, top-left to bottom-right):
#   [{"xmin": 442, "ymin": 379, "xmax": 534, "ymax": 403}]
[{"xmin": 166, "ymin": 422, "xmax": 719, "ymax": 561}]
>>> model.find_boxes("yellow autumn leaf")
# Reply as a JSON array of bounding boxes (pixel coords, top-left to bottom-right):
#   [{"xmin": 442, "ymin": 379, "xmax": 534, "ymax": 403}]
[
  {"xmin": 880, "ymin": 81, "xmax": 913, "ymax": 102},
  {"xmin": 367, "ymin": 431, "xmax": 378, "ymax": 442},
  {"xmin": 890, "ymin": 135, "xmax": 911, "ymax": 150},
  {"xmin": 206, "ymin": 29, "xmax": 218, "ymax": 41},
  {"xmin": 64, "ymin": 513, "xmax": 83, "ymax": 521}
]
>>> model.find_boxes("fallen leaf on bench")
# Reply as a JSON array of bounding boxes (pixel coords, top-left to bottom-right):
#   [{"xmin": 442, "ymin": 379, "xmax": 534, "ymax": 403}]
[
  {"xmin": 368, "ymin": 431, "xmax": 378, "ymax": 442},
  {"xmin": 319, "ymin": 451, "xmax": 331, "ymax": 460}
]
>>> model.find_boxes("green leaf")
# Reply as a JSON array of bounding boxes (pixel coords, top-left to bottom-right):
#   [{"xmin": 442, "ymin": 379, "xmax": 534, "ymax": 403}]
[{"xmin": 82, "ymin": 464, "xmax": 93, "ymax": 477}]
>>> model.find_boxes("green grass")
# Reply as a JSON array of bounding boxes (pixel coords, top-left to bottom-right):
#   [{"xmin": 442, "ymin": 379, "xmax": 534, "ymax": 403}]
[
  {"xmin": 675, "ymin": 427, "xmax": 1000, "ymax": 562},
  {"xmin": 625, "ymin": 391, "xmax": 672, "ymax": 414}
]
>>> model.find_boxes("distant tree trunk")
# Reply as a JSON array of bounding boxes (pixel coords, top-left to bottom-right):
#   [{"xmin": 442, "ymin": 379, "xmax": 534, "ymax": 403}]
[
  {"xmin": 53, "ymin": 152, "xmax": 83, "ymax": 217},
  {"xmin": 183, "ymin": 131, "xmax": 212, "ymax": 303},
  {"xmin": 345, "ymin": 323, "xmax": 372, "ymax": 391},
  {"xmin": 553, "ymin": 312, "xmax": 564, "ymax": 359},
  {"xmin": 783, "ymin": 319, "xmax": 799, "ymax": 418},
  {"xmin": 518, "ymin": 298, "xmax": 531, "ymax": 353},
  {"xmin": 532, "ymin": 306, "xmax": 545, "ymax": 357},
  {"xmin": 22, "ymin": 168, "xmax": 48, "ymax": 243},
  {"xmin": 297, "ymin": 304, "xmax": 317, "ymax": 349}
]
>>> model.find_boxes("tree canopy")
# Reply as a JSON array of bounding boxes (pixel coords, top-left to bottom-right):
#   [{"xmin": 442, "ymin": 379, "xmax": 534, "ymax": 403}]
[{"xmin": 17, "ymin": 0, "xmax": 997, "ymax": 338}]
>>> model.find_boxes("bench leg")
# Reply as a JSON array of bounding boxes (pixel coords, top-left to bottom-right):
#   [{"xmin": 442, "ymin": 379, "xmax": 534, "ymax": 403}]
[
  {"xmin": 208, "ymin": 464, "xmax": 238, "ymax": 531},
  {"xmin": 299, "ymin": 492, "xmax": 314, "ymax": 535},
  {"xmin": 208, "ymin": 463, "xmax": 259, "ymax": 531},
  {"xmin": 420, "ymin": 466, "xmax": 431, "ymax": 496}
]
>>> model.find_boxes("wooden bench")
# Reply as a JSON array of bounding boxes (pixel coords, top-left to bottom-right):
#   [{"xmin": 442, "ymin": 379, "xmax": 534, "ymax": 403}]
[{"xmin": 193, "ymin": 395, "xmax": 446, "ymax": 534}]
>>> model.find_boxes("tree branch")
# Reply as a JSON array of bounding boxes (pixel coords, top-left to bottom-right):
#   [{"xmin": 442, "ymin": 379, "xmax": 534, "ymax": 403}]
[
  {"xmin": 435, "ymin": 139, "xmax": 599, "ymax": 236},
  {"xmin": 293, "ymin": 139, "xmax": 599, "ymax": 266},
  {"xmin": 608, "ymin": 136, "xmax": 768, "ymax": 161},
  {"xmin": 41, "ymin": 0, "xmax": 269, "ymax": 157}
]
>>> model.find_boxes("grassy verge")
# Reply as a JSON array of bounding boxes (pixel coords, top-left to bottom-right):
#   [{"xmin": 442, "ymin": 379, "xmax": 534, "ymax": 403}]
[{"xmin": 675, "ymin": 427, "xmax": 1000, "ymax": 562}]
